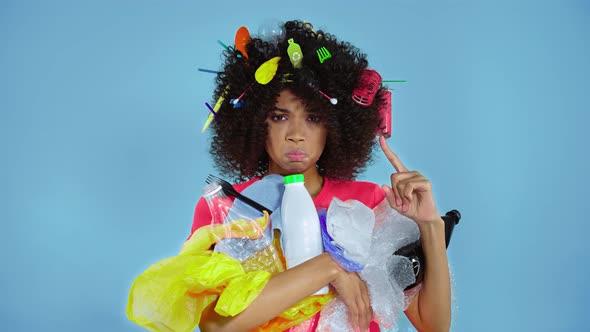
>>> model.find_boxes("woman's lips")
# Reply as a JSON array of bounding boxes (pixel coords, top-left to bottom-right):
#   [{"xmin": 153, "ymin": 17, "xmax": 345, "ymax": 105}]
[{"xmin": 286, "ymin": 151, "xmax": 307, "ymax": 161}]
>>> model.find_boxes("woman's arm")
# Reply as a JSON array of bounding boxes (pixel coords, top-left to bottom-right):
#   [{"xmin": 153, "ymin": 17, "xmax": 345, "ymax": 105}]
[
  {"xmin": 404, "ymin": 218, "xmax": 451, "ymax": 332},
  {"xmin": 378, "ymin": 136, "xmax": 451, "ymax": 332},
  {"xmin": 200, "ymin": 252, "xmax": 372, "ymax": 332}
]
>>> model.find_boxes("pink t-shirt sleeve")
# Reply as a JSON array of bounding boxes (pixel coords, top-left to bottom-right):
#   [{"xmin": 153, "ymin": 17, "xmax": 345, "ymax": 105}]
[
  {"xmin": 190, "ymin": 197, "xmax": 212, "ymax": 237},
  {"xmin": 369, "ymin": 182, "xmax": 386, "ymax": 208},
  {"xmin": 315, "ymin": 178, "xmax": 386, "ymax": 210}
]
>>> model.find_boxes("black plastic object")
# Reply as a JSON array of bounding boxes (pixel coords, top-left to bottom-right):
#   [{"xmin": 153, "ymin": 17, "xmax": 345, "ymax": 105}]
[{"xmin": 393, "ymin": 209, "xmax": 461, "ymax": 291}]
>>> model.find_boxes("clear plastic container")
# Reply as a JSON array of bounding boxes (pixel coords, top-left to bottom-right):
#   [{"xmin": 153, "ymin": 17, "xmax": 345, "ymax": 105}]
[{"xmin": 203, "ymin": 182, "xmax": 272, "ymax": 261}]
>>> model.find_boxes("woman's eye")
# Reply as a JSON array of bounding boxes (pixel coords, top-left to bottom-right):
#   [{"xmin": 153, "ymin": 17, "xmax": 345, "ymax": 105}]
[
  {"xmin": 307, "ymin": 115, "xmax": 322, "ymax": 123},
  {"xmin": 271, "ymin": 114, "xmax": 287, "ymax": 121}
]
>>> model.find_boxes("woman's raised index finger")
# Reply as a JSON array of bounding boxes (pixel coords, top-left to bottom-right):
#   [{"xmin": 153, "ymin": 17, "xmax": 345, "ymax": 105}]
[{"xmin": 378, "ymin": 135, "xmax": 408, "ymax": 173}]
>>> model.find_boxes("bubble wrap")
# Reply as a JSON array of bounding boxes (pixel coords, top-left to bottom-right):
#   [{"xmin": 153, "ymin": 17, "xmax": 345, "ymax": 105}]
[{"xmin": 317, "ymin": 198, "xmax": 421, "ymax": 331}]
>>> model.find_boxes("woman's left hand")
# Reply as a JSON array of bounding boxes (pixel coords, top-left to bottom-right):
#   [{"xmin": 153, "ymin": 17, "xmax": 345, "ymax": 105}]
[{"xmin": 378, "ymin": 136, "xmax": 441, "ymax": 226}]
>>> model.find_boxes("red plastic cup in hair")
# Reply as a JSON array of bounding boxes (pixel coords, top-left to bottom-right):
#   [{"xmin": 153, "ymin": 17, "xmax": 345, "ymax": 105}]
[
  {"xmin": 377, "ymin": 90, "xmax": 392, "ymax": 138},
  {"xmin": 352, "ymin": 69, "xmax": 382, "ymax": 106}
]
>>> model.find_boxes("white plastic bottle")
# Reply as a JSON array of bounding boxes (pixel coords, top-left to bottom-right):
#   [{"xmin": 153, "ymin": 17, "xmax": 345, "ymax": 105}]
[{"xmin": 281, "ymin": 174, "xmax": 328, "ymax": 295}]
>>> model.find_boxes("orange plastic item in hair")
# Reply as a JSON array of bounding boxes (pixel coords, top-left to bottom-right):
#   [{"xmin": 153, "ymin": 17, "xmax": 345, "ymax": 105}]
[{"xmin": 235, "ymin": 26, "xmax": 251, "ymax": 59}]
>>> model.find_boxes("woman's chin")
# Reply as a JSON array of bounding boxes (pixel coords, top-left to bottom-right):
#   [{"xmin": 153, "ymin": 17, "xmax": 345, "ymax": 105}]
[{"xmin": 273, "ymin": 162, "xmax": 311, "ymax": 175}]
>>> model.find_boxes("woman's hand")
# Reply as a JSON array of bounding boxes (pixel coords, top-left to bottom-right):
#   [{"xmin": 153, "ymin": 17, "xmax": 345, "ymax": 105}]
[
  {"xmin": 330, "ymin": 267, "xmax": 372, "ymax": 332},
  {"xmin": 379, "ymin": 136, "xmax": 441, "ymax": 226}
]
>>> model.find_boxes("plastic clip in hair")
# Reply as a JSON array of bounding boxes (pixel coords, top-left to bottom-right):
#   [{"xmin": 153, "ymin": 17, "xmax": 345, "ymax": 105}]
[
  {"xmin": 287, "ymin": 38, "xmax": 303, "ymax": 69},
  {"xmin": 352, "ymin": 69, "xmax": 382, "ymax": 106},
  {"xmin": 280, "ymin": 73, "xmax": 294, "ymax": 83},
  {"xmin": 376, "ymin": 89, "xmax": 392, "ymax": 138},
  {"xmin": 316, "ymin": 47, "xmax": 332, "ymax": 63}
]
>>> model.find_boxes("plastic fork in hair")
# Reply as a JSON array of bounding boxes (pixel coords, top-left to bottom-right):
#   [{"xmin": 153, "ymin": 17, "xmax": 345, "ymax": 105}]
[
  {"xmin": 316, "ymin": 47, "xmax": 332, "ymax": 63},
  {"xmin": 206, "ymin": 174, "xmax": 272, "ymax": 214}
]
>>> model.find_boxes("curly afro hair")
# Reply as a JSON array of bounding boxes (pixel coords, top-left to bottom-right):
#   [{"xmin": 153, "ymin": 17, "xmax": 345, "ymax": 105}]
[{"xmin": 208, "ymin": 20, "xmax": 388, "ymax": 181}]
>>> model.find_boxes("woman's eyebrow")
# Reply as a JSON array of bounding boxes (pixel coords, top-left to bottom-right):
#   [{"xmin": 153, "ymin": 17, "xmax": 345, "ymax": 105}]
[{"xmin": 273, "ymin": 108, "xmax": 291, "ymax": 113}]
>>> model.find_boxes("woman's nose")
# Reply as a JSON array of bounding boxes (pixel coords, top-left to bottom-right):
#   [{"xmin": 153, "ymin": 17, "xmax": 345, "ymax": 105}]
[{"xmin": 286, "ymin": 120, "xmax": 305, "ymax": 142}]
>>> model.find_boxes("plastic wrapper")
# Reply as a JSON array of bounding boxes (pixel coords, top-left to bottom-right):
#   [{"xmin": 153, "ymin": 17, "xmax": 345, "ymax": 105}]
[
  {"xmin": 325, "ymin": 198, "xmax": 375, "ymax": 266},
  {"xmin": 319, "ymin": 210, "xmax": 364, "ymax": 272},
  {"xmin": 319, "ymin": 198, "xmax": 376, "ymax": 272}
]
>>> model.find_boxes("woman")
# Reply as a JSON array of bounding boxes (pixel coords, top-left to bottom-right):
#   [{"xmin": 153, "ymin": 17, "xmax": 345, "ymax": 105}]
[{"xmin": 193, "ymin": 20, "xmax": 451, "ymax": 332}]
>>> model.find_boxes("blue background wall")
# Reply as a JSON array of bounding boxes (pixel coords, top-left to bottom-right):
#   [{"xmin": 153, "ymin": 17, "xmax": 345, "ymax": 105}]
[{"xmin": 1, "ymin": 0, "xmax": 588, "ymax": 331}]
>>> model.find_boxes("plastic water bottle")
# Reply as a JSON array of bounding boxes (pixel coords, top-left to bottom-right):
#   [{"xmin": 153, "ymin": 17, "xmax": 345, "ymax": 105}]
[
  {"xmin": 202, "ymin": 182, "xmax": 232, "ymax": 225},
  {"xmin": 281, "ymin": 174, "xmax": 328, "ymax": 295}
]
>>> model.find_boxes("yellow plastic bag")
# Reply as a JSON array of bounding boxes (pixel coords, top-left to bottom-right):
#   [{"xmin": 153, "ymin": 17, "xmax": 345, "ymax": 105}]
[{"xmin": 127, "ymin": 251, "xmax": 238, "ymax": 332}]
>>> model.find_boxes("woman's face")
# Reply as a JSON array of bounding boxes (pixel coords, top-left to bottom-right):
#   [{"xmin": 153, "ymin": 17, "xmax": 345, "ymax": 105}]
[{"xmin": 265, "ymin": 89, "xmax": 327, "ymax": 176}]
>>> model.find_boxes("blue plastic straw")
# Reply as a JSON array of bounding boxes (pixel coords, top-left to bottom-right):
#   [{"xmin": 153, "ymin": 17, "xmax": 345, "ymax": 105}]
[
  {"xmin": 205, "ymin": 102, "xmax": 217, "ymax": 116},
  {"xmin": 198, "ymin": 68, "xmax": 220, "ymax": 74},
  {"xmin": 217, "ymin": 40, "xmax": 229, "ymax": 50}
]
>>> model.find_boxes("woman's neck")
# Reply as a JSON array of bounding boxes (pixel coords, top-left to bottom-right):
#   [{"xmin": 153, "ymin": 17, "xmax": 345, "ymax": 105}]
[
  {"xmin": 265, "ymin": 167, "xmax": 324, "ymax": 198},
  {"xmin": 302, "ymin": 169, "xmax": 324, "ymax": 199}
]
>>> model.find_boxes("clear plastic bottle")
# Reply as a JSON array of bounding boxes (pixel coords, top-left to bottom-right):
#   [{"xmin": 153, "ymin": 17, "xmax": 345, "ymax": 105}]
[
  {"xmin": 203, "ymin": 182, "xmax": 270, "ymax": 261},
  {"xmin": 281, "ymin": 174, "xmax": 328, "ymax": 295},
  {"xmin": 202, "ymin": 182, "xmax": 232, "ymax": 225}
]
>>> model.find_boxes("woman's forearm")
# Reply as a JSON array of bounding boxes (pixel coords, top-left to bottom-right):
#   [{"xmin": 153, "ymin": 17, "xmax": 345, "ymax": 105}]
[
  {"xmin": 410, "ymin": 218, "xmax": 452, "ymax": 332},
  {"xmin": 200, "ymin": 252, "xmax": 339, "ymax": 332}
]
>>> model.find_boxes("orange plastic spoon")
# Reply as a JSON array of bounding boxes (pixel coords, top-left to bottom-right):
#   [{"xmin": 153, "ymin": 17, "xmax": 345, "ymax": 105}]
[{"xmin": 235, "ymin": 26, "xmax": 251, "ymax": 59}]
